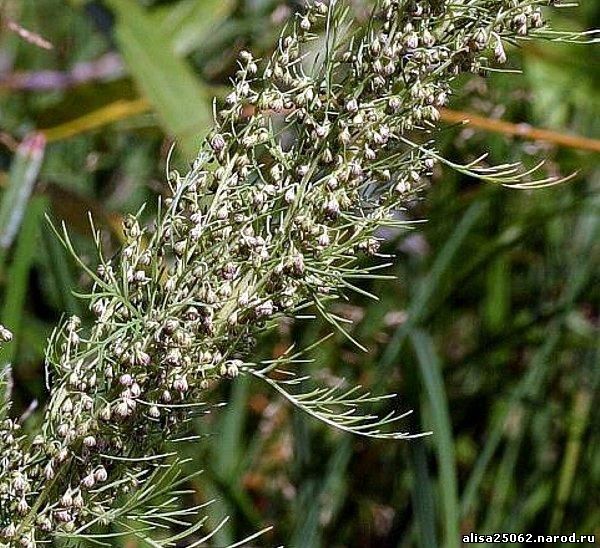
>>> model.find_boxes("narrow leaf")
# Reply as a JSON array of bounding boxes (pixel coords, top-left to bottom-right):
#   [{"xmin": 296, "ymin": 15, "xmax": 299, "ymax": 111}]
[
  {"xmin": 104, "ymin": 0, "xmax": 212, "ymax": 158},
  {"xmin": 0, "ymin": 197, "xmax": 47, "ymax": 367},
  {"xmin": 410, "ymin": 329, "xmax": 460, "ymax": 548},
  {"xmin": 152, "ymin": 0, "xmax": 236, "ymax": 56},
  {"xmin": 0, "ymin": 133, "xmax": 45, "ymax": 263}
]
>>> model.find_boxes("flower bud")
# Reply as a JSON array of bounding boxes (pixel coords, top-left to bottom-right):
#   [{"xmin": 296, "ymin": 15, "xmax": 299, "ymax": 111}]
[
  {"xmin": 83, "ymin": 436, "xmax": 97, "ymax": 448},
  {"xmin": 210, "ymin": 134, "xmax": 226, "ymax": 152},
  {"xmin": 61, "ymin": 491, "xmax": 73, "ymax": 508},
  {"xmin": 0, "ymin": 325, "xmax": 13, "ymax": 342},
  {"xmin": 300, "ymin": 16, "xmax": 311, "ymax": 31},
  {"xmin": 94, "ymin": 466, "xmax": 108, "ymax": 483}
]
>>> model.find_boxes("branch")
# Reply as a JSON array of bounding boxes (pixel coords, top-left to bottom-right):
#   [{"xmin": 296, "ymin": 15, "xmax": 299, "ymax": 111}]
[
  {"xmin": 0, "ymin": 53, "xmax": 124, "ymax": 91},
  {"xmin": 2, "ymin": 16, "xmax": 53, "ymax": 50},
  {"xmin": 440, "ymin": 108, "xmax": 600, "ymax": 154}
]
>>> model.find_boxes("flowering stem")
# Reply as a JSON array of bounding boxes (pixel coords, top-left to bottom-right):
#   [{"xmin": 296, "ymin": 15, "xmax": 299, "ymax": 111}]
[
  {"xmin": 1, "ymin": 0, "xmax": 588, "ymax": 545},
  {"xmin": 440, "ymin": 107, "xmax": 600, "ymax": 153}
]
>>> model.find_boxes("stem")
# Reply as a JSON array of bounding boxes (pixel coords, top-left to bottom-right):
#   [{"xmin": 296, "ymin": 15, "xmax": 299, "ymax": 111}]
[{"xmin": 440, "ymin": 107, "xmax": 600, "ymax": 153}]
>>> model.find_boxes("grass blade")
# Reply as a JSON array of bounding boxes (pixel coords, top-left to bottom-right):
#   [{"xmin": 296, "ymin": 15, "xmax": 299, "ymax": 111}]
[
  {"xmin": 0, "ymin": 197, "xmax": 47, "ymax": 367},
  {"xmin": 406, "ymin": 438, "xmax": 439, "ymax": 548},
  {"xmin": 410, "ymin": 329, "xmax": 460, "ymax": 548},
  {"xmin": 152, "ymin": 0, "xmax": 235, "ymax": 56},
  {"xmin": 380, "ymin": 200, "xmax": 487, "ymax": 372},
  {"xmin": 549, "ymin": 373, "xmax": 595, "ymax": 532},
  {"xmin": 104, "ymin": 0, "xmax": 212, "ymax": 158},
  {"xmin": 0, "ymin": 133, "xmax": 45, "ymax": 265}
]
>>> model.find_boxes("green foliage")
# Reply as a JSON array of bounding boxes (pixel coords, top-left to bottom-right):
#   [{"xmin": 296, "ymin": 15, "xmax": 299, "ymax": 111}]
[
  {"xmin": 0, "ymin": 0, "xmax": 598, "ymax": 546},
  {"xmin": 104, "ymin": 0, "xmax": 213, "ymax": 158}
]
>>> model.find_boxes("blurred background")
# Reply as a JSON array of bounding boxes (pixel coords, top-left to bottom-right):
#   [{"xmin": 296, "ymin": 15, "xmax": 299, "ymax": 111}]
[{"xmin": 1, "ymin": 1, "xmax": 599, "ymax": 546}]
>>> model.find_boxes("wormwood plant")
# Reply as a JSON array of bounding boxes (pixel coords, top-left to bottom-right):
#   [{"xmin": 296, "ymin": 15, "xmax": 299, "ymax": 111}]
[{"xmin": 0, "ymin": 0, "xmax": 592, "ymax": 545}]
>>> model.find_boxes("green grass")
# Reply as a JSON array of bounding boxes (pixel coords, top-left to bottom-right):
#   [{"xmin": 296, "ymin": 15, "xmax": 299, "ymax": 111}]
[{"xmin": 0, "ymin": 0, "xmax": 598, "ymax": 546}]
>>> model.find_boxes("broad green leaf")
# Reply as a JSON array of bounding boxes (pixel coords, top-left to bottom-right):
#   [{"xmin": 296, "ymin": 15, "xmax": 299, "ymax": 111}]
[
  {"xmin": 104, "ymin": 0, "xmax": 213, "ymax": 158},
  {"xmin": 151, "ymin": 0, "xmax": 236, "ymax": 56}
]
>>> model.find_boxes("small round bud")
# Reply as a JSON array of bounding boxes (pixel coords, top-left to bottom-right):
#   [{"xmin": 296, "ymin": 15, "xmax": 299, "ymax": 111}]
[
  {"xmin": 148, "ymin": 405, "xmax": 160, "ymax": 419},
  {"xmin": 227, "ymin": 360, "xmax": 242, "ymax": 378},
  {"xmin": 17, "ymin": 498, "xmax": 29, "ymax": 515},
  {"xmin": 300, "ymin": 16, "xmax": 311, "ymax": 31},
  {"xmin": 324, "ymin": 197, "xmax": 340, "ymax": 217},
  {"xmin": 115, "ymin": 401, "xmax": 130, "ymax": 418},
  {"xmin": 225, "ymin": 91, "xmax": 238, "ymax": 106},
  {"xmin": 61, "ymin": 398, "xmax": 73, "ymax": 414},
  {"xmin": 130, "ymin": 383, "xmax": 141, "ymax": 398},
  {"xmin": 81, "ymin": 474, "xmax": 95, "ymax": 489},
  {"xmin": 120, "ymin": 374, "xmax": 133, "ymax": 387},
  {"xmin": 346, "ymin": 98, "xmax": 359, "ymax": 113},
  {"xmin": 210, "ymin": 133, "xmax": 226, "ymax": 152},
  {"xmin": 100, "ymin": 404, "xmax": 111, "ymax": 422},
  {"xmin": 296, "ymin": 164, "xmax": 310, "ymax": 178},
  {"xmin": 255, "ymin": 300, "xmax": 274, "ymax": 318},
  {"xmin": 55, "ymin": 510, "xmax": 71, "ymax": 523},
  {"xmin": 239, "ymin": 50, "xmax": 253, "ymax": 62},
  {"xmin": 95, "ymin": 466, "xmax": 108, "ymax": 483},
  {"xmin": 228, "ymin": 311, "xmax": 239, "ymax": 326},
  {"xmin": 60, "ymin": 491, "xmax": 73, "ymax": 508},
  {"xmin": 73, "ymin": 493, "xmax": 84, "ymax": 509},
  {"xmin": 1, "ymin": 523, "xmax": 16, "ymax": 539},
  {"xmin": 0, "ymin": 325, "xmax": 13, "ymax": 342},
  {"xmin": 494, "ymin": 39, "xmax": 507, "ymax": 63},
  {"xmin": 318, "ymin": 231, "xmax": 330, "ymax": 247},
  {"xmin": 44, "ymin": 462, "xmax": 55, "ymax": 481},
  {"xmin": 173, "ymin": 376, "xmax": 189, "ymax": 393},
  {"xmin": 68, "ymin": 371, "xmax": 79, "ymax": 387},
  {"xmin": 83, "ymin": 436, "xmax": 97, "ymax": 448}
]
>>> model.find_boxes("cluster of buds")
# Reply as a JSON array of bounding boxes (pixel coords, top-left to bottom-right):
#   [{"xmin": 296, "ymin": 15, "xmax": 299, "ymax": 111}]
[
  {"xmin": 0, "ymin": 326, "xmax": 32, "ymax": 545},
  {"xmin": 0, "ymin": 0, "xmax": 558, "ymax": 543}
]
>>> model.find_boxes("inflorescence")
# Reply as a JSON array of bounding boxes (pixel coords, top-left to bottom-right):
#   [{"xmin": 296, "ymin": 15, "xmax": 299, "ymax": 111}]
[{"xmin": 0, "ymin": 0, "xmax": 560, "ymax": 544}]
